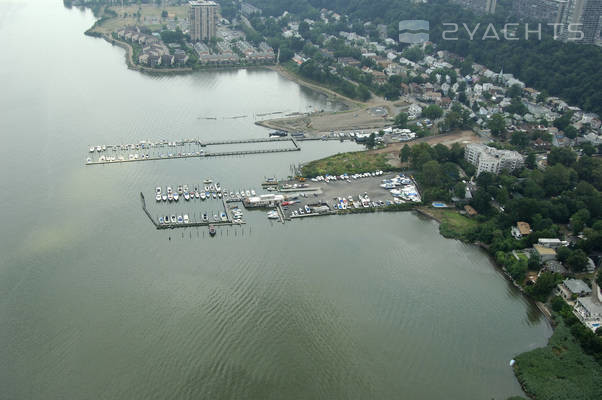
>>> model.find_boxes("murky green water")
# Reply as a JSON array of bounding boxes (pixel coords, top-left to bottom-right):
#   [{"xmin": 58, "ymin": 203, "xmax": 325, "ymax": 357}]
[{"xmin": 0, "ymin": 2, "xmax": 551, "ymax": 399}]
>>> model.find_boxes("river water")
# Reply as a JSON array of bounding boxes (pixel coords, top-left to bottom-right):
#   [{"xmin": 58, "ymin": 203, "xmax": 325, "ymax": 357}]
[{"xmin": 0, "ymin": 2, "xmax": 552, "ymax": 399}]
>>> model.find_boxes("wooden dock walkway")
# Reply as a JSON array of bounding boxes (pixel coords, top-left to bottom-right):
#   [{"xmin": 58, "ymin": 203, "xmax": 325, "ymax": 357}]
[
  {"xmin": 86, "ymin": 137, "xmax": 300, "ymax": 166},
  {"xmin": 140, "ymin": 192, "xmax": 245, "ymax": 230}
]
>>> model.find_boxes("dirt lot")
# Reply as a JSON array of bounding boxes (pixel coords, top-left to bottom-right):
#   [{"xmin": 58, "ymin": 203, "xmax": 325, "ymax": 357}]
[{"xmin": 257, "ymin": 104, "xmax": 401, "ymax": 135}]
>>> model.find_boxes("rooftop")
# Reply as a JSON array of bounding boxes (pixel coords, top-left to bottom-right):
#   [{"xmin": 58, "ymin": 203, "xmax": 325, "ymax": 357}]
[
  {"xmin": 533, "ymin": 244, "xmax": 556, "ymax": 256},
  {"xmin": 563, "ymin": 279, "xmax": 592, "ymax": 295},
  {"xmin": 517, "ymin": 221, "xmax": 531, "ymax": 235}
]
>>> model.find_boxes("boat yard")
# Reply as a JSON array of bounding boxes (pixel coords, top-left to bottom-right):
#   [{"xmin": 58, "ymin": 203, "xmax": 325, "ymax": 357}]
[{"xmin": 139, "ymin": 171, "xmax": 421, "ymax": 232}]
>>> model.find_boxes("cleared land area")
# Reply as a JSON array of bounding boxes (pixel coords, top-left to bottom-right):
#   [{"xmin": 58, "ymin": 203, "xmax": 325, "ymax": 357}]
[
  {"xmin": 89, "ymin": 5, "xmax": 188, "ymax": 36},
  {"xmin": 302, "ymin": 151, "xmax": 391, "ymax": 177},
  {"xmin": 257, "ymin": 105, "xmax": 397, "ymax": 135}
]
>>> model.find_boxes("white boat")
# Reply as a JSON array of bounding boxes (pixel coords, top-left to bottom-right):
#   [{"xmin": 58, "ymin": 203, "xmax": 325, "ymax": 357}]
[
  {"xmin": 220, "ymin": 212, "xmax": 227, "ymax": 222},
  {"xmin": 184, "ymin": 192, "xmax": 190, "ymax": 201},
  {"xmin": 212, "ymin": 193, "xmax": 217, "ymax": 199},
  {"xmin": 202, "ymin": 213, "xmax": 208, "ymax": 222},
  {"xmin": 167, "ymin": 186, "xmax": 173, "ymax": 194},
  {"xmin": 195, "ymin": 191, "xmax": 200, "ymax": 199},
  {"xmin": 159, "ymin": 216, "xmax": 164, "ymax": 224},
  {"xmin": 251, "ymin": 190, "xmax": 256, "ymax": 196},
  {"xmin": 162, "ymin": 194, "xmax": 167, "ymax": 201},
  {"xmin": 203, "ymin": 178, "xmax": 212, "ymax": 184},
  {"xmin": 183, "ymin": 214, "xmax": 190, "ymax": 224},
  {"xmin": 170, "ymin": 215, "xmax": 177, "ymax": 223},
  {"xmin": 168, "ymin": 193, "xmax": 173, "ymax": 201},
  {"xmin": 89, "ymin": 147, "xmax": 95, "ymax": 153},
  {"xmin": 86, "ymin": 157, "xmax": 92, "ymax": 164},
  {"xmin": 155, "ymin": 194, "xmax": 161, "ymax": 202},
  {"xmin": 213, "ymin": 214, "xmax": 219, "ymax": 222},
  {"xmin": 245, "ymin": 190, "xmax": 251, "ymax": 197},
  {"xmin": 177, "ymin": 215, "xmax": 183, "ymax": 224},
  {"xmin": 177, "ymin": 185, "xmax": 183, "ymax": 195},
  {"xmin": 155, "ymin": 187, "xmax": 161, "ymax": 194},
  {"xmin": 183, "ymin": 184, "xmax": 189, "ymax": 193},
  {"xmin": 173, "ymin": 193, "xmax": 179, "ymax": 201},
  {"xmin": 218, "ymin": 192, "xmax": 222, "ymax": 198},
  {"xmin": 200, "ymin": 192, "xmax": 206, "ymax": 200}
]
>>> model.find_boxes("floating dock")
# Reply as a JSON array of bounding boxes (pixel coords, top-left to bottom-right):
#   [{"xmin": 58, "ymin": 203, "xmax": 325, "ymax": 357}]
[
  {"xmin": 140, "ymin": 192, "xmax": 245, "ymax": 230},
  {"xmin": 87, "ymin": 137, "xmax": 300, "ymax": 166}
]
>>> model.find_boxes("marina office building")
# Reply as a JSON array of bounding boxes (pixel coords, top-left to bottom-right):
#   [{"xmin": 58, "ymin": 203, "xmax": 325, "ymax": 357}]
[
  {"xmin": 464, "ymin": 143, "xmax": 524, "ymax": 175},
  {"xmin": 188, "ymin": 0, "xmax": 217, "ymax": 42}
]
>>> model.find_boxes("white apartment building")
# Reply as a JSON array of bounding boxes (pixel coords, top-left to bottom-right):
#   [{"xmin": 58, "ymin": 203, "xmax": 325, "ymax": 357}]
[{"xmin": 464, "ymin": 143, "xmax": 524, "ymax": 175}]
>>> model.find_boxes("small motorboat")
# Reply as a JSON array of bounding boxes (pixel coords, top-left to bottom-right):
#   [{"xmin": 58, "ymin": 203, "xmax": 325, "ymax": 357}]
[
  {"xmin": 202, "ymin": 213, "xmax": 208, "ymax": 222},
  {"xmin": 213, "ymin": 214, "xmax": 219, "ymax": 222},
  {"xmin": 184, "ymin": 192, "xmax": 190, "ymax": 201},
  {"xmin": 168, "ymin": 193, "xmax": 173, "ymax": 202},
  {"xmin": 167, "ymin": 186, "xmax": 173, "ymax": 194},
  {"xmin": 170, "ymin": 215, "xmax": 177, "ymax": 224},
  {"xmin": 204, "ymin": 178, "xmax": 212, "ymax": 184},
  {"xmin": 162, "ymin": 194, "xmax": 167, "ymax": 201},
  {"xmin": 212, "ymin": 193, "xmax": 217, "ymax": 199},
  {"xmin": 173, "ymin": 193, "xmax": 179, "ymax": 201},
  {"xmin": 183, "ymin": 214, "xmax": 190, "ymax": 224},
  {"xmin": 209, "ymin": 225, "xmax": 216, "ymax": 236},
  {"xmin": 177, "ymin": 185, "xmax": 183, "ymax": 195},
  {"xmin": 164, "ymin": 215, "xmax": 169, "ymax": 224},
  {"xmin": 195, "ymin": 191, "xmax": 200, "ymax": 199},
  {"xmin": 245, "ymin": 190, "xmax": 251, "ymax": 197},
  {"xmin": 155, "ymin": 187, "xmax": 161, "ymax": 194},
  {"xmin": 177, "ymin": 215, "xmax": 183, "ymax": 224},
  {"xmin": 217, "ymin": 192, "xmax": 222, "ymax": 198},
  {"xmin": 155, "ymin": 194, "xmax": 161, "ymax": 202},
  {"xmin": 220, "ymin": 212, "xmax": 227, "ymax": 222},
  {"xmin": 200, "ymin": 192, "xmax": 206, "ymax": 200},
  {"xmin": 159, "ymin": 216, "xmax": 164, "ymax": 224},
  {"xmin": 251, "ymin": 190, "xmax": 256, "ymax": 196}
]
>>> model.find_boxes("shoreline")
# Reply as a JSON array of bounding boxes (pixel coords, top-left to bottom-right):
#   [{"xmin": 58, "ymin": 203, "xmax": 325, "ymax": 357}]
[
  {"xmin": 415, "ymin": 206, "xmax": 553, "ymax": 323},
  {"xmin": 267, "ymin": 64, "xmax": 366, "ymax": 110}
]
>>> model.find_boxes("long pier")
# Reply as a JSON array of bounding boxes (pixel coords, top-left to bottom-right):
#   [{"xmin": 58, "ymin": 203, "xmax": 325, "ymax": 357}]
[{"xmin": 87, "ymin": 137, "xmax": 300, "ymax": 166}]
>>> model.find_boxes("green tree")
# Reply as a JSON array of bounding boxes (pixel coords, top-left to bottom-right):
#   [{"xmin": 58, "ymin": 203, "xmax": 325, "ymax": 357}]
[
  {"xmin": 525, "ymin": 152, "xmax": 536, "ymax": 169},
  {"xmin": 507, "ymin": 84, "xmax": 523, "ymax": 99},
  {"xmin": 421, "ymin": 160, "xmax": 442, "ymax": 187},
  {"xmin": 566, "ymin": 249, "xmax": 588, "ymax": 272},
  {"xmin": 394, "ymin": 112, "xmax": 408, "ymax": 128},
  {"xmin": 422, "ymin": 104, "xmax": 443, "ymax": 119},
  {"xmin": 400, "ymin": 144, "xmax": 411, "ymax": 163},
  {"xmin": 570, "ymin": 209, "xmax": 591, "ymax": 234},
  {"xmin": 488, "ymin": 113, "xmax": 506, "ymax": 137}
]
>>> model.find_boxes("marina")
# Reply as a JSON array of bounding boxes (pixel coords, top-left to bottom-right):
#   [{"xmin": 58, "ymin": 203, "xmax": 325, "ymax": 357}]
[
  {"xmin": 141, "ymin": 172, "xmax": 421, "ymax": 231},
  {"xmin": 85, "ymin": 137, "xmax": 300, "ymax": 165}
]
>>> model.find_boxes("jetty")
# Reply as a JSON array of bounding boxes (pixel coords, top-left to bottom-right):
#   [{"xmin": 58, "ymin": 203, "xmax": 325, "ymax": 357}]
[{"xmin": 86, "ymin": 137, "xmax": 300, "ymax": 166}]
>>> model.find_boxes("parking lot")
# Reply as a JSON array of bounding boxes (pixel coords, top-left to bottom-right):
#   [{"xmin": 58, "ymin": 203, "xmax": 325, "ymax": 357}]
[{"xmin": 278, "ymin": 172, "xmax": 418, "ymax": 219}]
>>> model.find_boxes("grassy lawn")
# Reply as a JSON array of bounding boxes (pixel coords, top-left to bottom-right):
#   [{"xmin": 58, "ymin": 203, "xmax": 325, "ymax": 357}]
[
  {"xmin": 423, "ymin": 208, "xmax": 478, "ymax": 239},
  {"xmin": 514, "ymin": 318, "xmax": 602, "ymax": 400},
  {"xmin": 91, "ymin": 5, "xmax": 188, "ymax": 35},
  {"xmin": 301, "ymin": 151, "xmax": 392, "ymax": 177}
]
